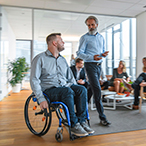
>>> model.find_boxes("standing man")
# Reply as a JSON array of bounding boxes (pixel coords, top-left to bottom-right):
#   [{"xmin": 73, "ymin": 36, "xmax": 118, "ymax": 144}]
[
  {"xmin": 77, "ymin": 16, "xmax": 111, "ymax": 126},
  {"xmin": 70, "ymin": 58, "xmax": 92, "ymax": 103},
  {"xmin": 30, "ymin": 33, "xmax": 94, "ymax": 136}
]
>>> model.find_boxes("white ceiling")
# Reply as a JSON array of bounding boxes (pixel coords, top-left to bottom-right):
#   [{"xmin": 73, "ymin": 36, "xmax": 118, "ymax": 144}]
[{"xmin": 1, "ymin": 0, "xmax": 146, "ymax": 40}]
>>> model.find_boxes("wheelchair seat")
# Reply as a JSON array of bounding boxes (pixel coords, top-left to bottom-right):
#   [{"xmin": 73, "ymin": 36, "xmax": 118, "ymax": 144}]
[{"xmin": 24, "ymin": 92, "xmax": 90, "ymax": 142}]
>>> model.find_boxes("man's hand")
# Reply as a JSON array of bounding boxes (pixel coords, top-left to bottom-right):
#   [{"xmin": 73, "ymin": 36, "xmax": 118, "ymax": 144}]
[
  {"xmin": 40, "ymin": 101, "xmax": 48, "ymax": 110},
  {"xmin": 94, "ymin": 55, "xmax": 102, "ymax": 61},
  {"xmin": 99, "ymin": 80, "xmax": 104, "ymax": 85},
  {"xmin": 102, "ymin": 51, "xmax": 109, "ymax": 57},
  {"xmin": 140, "ymin": 81, "xmax": 146, "ymax": 87},
  {"xmin": 77, "ymin": 79, "xmax": 85, "ymax": 85}
]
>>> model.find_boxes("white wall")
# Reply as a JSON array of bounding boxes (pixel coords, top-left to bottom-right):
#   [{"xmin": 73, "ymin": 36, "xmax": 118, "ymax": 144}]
[
  {"xmin": 72, "ymin": 41, "xmax": 78, "ymax": 58},
  {"xmin": 136, "ymin": 12, "xmax": 146, "ymax": 77},
  {"xmin": 0, "ymin": 7, "xmax": 16, "ymax": 101}
]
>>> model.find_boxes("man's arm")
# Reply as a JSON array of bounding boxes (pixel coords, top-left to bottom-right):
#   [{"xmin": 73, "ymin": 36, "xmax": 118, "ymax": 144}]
[
  {"xmin": 140, "ymin": 81, "xmax": 146, "ymax": 87},
  {"xmin": 100, "ymin": 69, "xmax": 107, "ymax": 81},
  {"xmin": 30, "ymin": 56, "xmax": 46, "ymax": 104},
  {"xmin": 77, "ymin": 36, "xmax": 94, "ymax": 60},
  {"xmin": 66, "ymin": 65, "xmax": 77, "ymax": 87},
  {"xmin": 80, "ymin": 68, "xmax": 86, "ymax": 82},
  {"xmin": 70, "ymin": 66, "xmax": 77, "ymax": 80},
  {"xmin": 76, "ymin": 68, "xmax": 86, "ymax": 84}
]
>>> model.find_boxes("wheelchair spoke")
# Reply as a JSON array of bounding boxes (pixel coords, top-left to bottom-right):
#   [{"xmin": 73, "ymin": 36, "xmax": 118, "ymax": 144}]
[{"xmin": 24, "ymin": 94, "xmax": 52, "ymax": 136}]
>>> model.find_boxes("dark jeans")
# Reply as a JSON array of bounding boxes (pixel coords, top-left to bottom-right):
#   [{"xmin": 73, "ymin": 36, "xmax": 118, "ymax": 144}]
[
  {"xmin": 84, "ymin": 62, "xmax": 106, "ymax": 121},
  {"xmin": 132, "ymin": 73, "xmax": 146, "ymax": 105},
  {"xmin": 78, "ymin": 82, "xmax": 93, "ymax": 103},
  {"xmin": 44, "ymin": 84, "xmax": 87, "ymax": 127}
]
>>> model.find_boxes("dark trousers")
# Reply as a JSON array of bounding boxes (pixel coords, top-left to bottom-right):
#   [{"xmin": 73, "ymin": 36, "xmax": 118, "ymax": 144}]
[
  {"xmin": 78, "ymin": 82, "xmax": 93, "ymax": 103},
  {"xmin": 44, "ymin": 84, "xmax": 87, "ymax": 127},
  {"xmin": 101, "ymin": 81, "xmax": 109, "ymax": 90},
  {"xmin": 84, "ymin": 62, "xmax": 106, "ymax": 120},
  {"xmin": 132, "ymin": 73, "xmax": 146, "ymax": 105}
]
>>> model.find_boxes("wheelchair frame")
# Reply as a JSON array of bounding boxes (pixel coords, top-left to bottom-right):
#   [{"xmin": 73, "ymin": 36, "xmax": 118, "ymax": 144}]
[{"xmin": 24, "ymin": 92, "xmax": 90, "ymax": 142}]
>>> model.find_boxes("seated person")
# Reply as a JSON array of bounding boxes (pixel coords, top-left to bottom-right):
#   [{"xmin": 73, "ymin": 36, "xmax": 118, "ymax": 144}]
[
  {"xmin": 70, "ymin": 54, "xmax": 75, "ymax": 66},
  {"xmin": 70, "ymin": 58, "xmax": 92, "ymax": 103},
  {"xmin": 109, "ymin": 60, "xmax": 130, "ymax": 93},
  {"xmin": 30, "ymin": 33, "xmax": 94, "ymax": 136},
  {"xmin": 126, "ymin": 57, "xmax": 146, "ymax": 109},
  {"xmin": 100, "ymin": 69, "xmax": 109, "ymax": 90}
]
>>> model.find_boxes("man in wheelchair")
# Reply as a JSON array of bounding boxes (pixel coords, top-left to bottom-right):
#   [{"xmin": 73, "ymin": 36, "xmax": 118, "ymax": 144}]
[{"xmin": 30, "ymin": 33, "xmax": 94, "ymax": 137}]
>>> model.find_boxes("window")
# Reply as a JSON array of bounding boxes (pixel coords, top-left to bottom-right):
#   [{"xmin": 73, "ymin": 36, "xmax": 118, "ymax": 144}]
[
  {"xmin": 16, "ymin": 40, "xmax": 31, "ymax": 66},
  {"xmin": 60, "ymin": 42, "xmax": 72, "ymax": 65},
  {"xmin": 104, "ymin": 18, "xmax": 136, "ymax": 80}
]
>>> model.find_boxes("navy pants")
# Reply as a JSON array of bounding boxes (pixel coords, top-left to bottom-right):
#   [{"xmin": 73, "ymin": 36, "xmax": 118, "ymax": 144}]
[
  {"xmin": 78, "ymin": 82, "xmax": 93, "ymax": 103},
  {"xmin": 44, "ymin": 84, "xmax": 87, "ymax": 127},
  {"xmin": 84, "ymin": 62, "xmax": 106, "ymax": 120},
  {"xmin": 132, "ymin": 73, "xmax": 146, "ymax": 105}
]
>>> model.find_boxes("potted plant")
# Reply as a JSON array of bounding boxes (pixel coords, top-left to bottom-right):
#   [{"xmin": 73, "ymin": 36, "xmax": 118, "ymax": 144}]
[{"xmin": 8, "ymin": 57, "xmax": 29, "ymax": 93}]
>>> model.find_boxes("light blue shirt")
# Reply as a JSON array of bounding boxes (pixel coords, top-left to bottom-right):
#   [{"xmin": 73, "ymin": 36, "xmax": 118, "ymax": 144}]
[
  {"xmin": 30, "ymin": 49, "xmax": 76, "ymax": 103},
  {"xmin": 100, "ymin": 69, "xmax": 107, "ymax": 81},
  {"xmin": 77, "ymin": 32, "xmax": 105, "ymax": 63}
]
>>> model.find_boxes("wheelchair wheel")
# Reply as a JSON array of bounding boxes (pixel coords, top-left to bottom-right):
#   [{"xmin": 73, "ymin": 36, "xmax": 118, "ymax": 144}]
[
  {"xmin": 55, "ymin": 132, "xmax": 63, "ymax": 142},
  {"xmin": 24, "ymin": 94, "xmax": 52, "ymax": 136}
]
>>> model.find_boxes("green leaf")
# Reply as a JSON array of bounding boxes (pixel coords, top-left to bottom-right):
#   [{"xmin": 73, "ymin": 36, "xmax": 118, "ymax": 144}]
[{"xmin": 7, "ymin": 57, "xmax": 29, "ymax": 87}]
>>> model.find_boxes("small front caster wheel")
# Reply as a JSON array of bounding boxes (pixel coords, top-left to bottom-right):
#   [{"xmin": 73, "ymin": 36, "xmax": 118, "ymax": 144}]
[{"xmin": 55, "ymin": 132, "xmax": 63, "ymax": 142}]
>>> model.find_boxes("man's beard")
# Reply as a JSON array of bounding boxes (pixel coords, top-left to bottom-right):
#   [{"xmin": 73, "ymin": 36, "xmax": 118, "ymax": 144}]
[
  {"xmin": 57, "ymin": 46, "xmax": 64, "ymax": 52},
  {"xmin": 88, "ymin": 27, "xmax": 97, "ymax": 35}
]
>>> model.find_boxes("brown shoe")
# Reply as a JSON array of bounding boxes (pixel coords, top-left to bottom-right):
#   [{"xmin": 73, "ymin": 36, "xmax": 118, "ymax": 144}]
[{"xmin": 133, "ymin": 105, "xmax": 139, "ymax": 110}]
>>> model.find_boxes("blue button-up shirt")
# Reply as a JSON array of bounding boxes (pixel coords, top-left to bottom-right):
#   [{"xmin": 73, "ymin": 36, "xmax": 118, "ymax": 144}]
[
  {"xmin": 30, "ymin": 49, "xmax": 76, "ymax": 103},
  {"xmin": 77, "ymin": 32, "xmax": 105, "ymax": 63}
]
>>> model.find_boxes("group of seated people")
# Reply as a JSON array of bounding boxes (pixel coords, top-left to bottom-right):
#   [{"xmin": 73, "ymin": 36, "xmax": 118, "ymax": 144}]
[
  {"xmin": 70, "ymin": 57, "xmax": 146, "ymax": 110},
  {"xmin": 108, "ymin": 58, "xmax": 146, "ymax": 110},
  {"xmin": 30, "ymin": 33, "xmax": 146, "ymax": 137}
]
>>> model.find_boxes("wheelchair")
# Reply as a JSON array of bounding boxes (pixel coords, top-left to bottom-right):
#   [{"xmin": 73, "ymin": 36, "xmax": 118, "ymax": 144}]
[{"xmin": 24, "ymin": 92, "xmax": 90, "ymax": 142}]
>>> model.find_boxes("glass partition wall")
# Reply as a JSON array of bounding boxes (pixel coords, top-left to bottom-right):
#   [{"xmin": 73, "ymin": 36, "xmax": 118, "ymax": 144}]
[{"xmin": 0, "ymin": 6, "xmax": 136, "ymax": 100}]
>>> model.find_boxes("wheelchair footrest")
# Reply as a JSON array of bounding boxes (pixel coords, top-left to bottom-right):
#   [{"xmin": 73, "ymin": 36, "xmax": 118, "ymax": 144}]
[{"xmin": 70, "ymin": 134, "xmax": 89, "ymax": 141}]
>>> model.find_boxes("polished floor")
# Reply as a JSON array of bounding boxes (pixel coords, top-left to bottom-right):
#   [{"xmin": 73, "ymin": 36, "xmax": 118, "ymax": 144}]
[{"xmin": 0, "ymin": 86, "xmax": 146, "ymax": 146}]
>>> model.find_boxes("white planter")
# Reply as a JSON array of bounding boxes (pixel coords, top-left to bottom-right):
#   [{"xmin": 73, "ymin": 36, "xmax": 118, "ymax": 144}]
[{"xmin": 12, "ymin": 83, "xmax": 21, "ymax": 93}]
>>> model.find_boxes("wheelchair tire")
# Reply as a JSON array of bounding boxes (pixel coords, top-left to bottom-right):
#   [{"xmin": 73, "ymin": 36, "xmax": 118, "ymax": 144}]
[
  {"xmin": 24, "ymin": 94, "xmax": 52, "ymax": 136},
  {"xmin": 55, "ymin": 132, "xmax": 63, "ymax": 142}
]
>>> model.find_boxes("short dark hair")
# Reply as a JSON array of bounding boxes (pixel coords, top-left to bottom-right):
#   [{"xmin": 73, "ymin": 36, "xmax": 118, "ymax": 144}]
[
  {"xmin": 75, "ymin": 58, "xmax": 83, "ymax": 64},
  {"xmin": 46, "ymin": 33, "xmax": 61, "ymax": 45},
  {"xmin": 143, "ymin": 57, "xmax": 146, "ymax": 60},
  {"xmin": 85, "ymin": 16, "xmax": 98, "ymax": 25}
]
